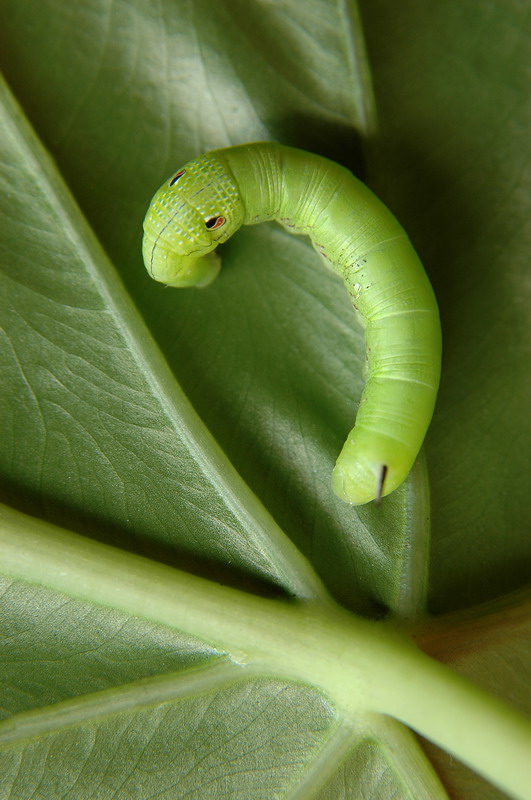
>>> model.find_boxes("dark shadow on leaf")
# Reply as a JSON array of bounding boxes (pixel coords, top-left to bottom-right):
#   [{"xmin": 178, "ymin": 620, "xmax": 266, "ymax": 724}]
[{"xmin": 0, "ymin": 479, "xmax": 289, "ymax": 600}]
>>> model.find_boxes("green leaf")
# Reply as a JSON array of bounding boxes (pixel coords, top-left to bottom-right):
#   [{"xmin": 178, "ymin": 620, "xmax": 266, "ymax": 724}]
[{"xmin": 0, "ymin": 1, "xmax": 530, "ymax": 798}]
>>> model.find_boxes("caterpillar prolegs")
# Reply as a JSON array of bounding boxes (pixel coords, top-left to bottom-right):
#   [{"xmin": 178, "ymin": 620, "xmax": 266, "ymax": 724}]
[{"xmin": 142, "ymin": 143, "xmax": 442, "ymax": 505}]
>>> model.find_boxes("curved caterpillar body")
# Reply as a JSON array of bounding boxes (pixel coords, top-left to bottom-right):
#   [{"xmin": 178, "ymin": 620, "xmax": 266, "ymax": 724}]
[{"xmin": 142, "ymin": 143, "xmax": 441, "ymax": 505}]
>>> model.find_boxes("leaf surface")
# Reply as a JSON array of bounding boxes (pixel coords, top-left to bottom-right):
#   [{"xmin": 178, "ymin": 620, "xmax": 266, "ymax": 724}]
[{"xmin": 0, "ymin": 1, "xmax": 530, "ymax": 798}]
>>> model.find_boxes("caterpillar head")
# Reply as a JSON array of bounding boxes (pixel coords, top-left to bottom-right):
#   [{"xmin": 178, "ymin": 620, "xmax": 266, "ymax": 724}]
[{"xmin": 142, "ymin": 153, "xmax": 244, "ymax": 287}]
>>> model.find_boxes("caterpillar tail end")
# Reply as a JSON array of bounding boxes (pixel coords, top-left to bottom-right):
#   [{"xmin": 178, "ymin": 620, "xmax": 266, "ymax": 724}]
[
  {"xmin": 331, "ymin": 459, "xmax": 387, "ymax": 506},
  {"xmin": 331, "ymin": 432, "xmax": 409, "ymax": 505},
  {"xmin": 142, "ymin": 235, "xmax": 221, "ymax": 288}
]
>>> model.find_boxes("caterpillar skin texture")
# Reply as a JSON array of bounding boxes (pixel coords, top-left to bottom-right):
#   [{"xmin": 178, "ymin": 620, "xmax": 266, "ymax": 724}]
[{"xmin": 142, "ymin": 143, "xmax": 442, "ymax": 505}]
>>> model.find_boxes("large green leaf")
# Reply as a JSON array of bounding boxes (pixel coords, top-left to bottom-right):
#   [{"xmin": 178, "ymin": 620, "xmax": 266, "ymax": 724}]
[{"xmin": 0, "ymin": 1, "xmax": 530, "ymax": 798}]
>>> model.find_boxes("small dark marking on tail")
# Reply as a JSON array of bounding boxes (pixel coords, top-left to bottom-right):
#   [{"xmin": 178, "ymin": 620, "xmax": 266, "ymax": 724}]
[{"xmin": 375, "ymin": 465, "xmax": 388, "ymax": 505}]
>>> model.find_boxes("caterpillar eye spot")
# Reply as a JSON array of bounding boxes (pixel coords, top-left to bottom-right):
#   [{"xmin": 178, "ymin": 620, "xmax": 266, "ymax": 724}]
[
  {"xmin": 169, "ymin": 169, "xmax": 186, "ymax": 186},
  {"xmin": 205, "ymin": 215, "xmax": 226, "ymax": 230}
]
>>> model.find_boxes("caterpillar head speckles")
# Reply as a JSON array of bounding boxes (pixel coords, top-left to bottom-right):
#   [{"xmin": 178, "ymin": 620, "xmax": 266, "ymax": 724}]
[{"xmin": 142, "ymin": 153, "xmax": 244, "ymax": 287}]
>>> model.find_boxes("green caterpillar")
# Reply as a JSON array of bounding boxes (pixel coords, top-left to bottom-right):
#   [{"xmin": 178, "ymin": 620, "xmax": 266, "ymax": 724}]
[{"xmin": 142, "ymin": 143, "xmax": 442, "ymax": 505}]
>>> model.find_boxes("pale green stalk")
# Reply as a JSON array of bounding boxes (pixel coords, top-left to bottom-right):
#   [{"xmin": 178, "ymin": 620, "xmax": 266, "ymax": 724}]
[{"xmin": 1, "ymin": 503, "xmax": 530, "ymax": 800}]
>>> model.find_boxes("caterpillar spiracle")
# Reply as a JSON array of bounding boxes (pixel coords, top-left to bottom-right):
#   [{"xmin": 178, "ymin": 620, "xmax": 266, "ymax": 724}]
[{"xmin": 142, "ymin": 143, "xmax": 442, "ymax": 505}]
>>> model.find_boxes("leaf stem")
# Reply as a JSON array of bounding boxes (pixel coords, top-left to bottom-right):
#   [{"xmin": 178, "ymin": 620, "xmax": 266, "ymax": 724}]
[{"xmin": 2, "ymin": 504, "xmax": 530, "ymax": 800}]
